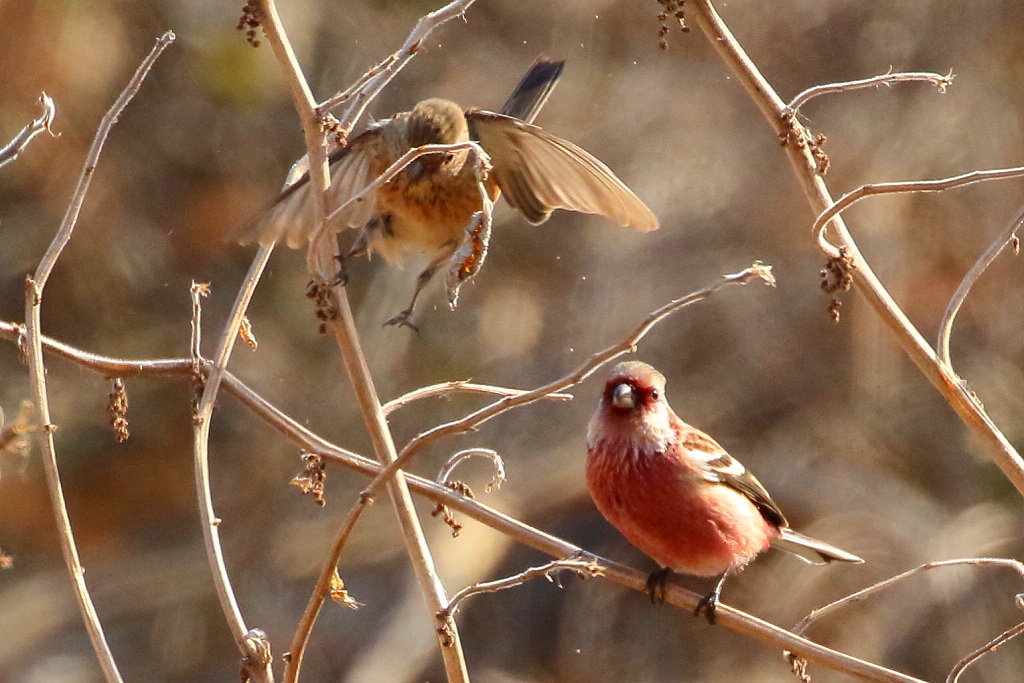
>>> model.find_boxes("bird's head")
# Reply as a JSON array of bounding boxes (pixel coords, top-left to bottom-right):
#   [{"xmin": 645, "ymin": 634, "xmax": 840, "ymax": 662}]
[
  {"xmin": 588, "ymin": 360, "xmax": 675, "ymax": 452},
  {"xmin": 602, "ymin": 361, "xmax": 667, "ymax": 413},
  {"xmin": 405, "ymin": 98, "xmax": 469, "ymax": 180}
]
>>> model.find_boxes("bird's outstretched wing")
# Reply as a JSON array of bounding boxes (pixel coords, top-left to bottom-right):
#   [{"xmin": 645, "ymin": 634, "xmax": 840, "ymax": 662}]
[
  {"xmin": 237, "ymin": 129, "xmax": 381, "ymax": 248},
  {"xmin": 679, "ymin": 428, "xmax": 789, "ymax": 529},
  {"xmin": 467, "ymin": 112, "xmax": 659, "ymax": 232}
]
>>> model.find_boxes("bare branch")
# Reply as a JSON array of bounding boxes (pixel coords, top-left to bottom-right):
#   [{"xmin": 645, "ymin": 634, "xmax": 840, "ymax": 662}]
[
  {"xmin": 382, "ymin": 381, "xmax": 572, "ymax": 416},
  {"xmin": 334, "ymin": 0, "xmax": 480, "ymax": 140},
  {"xmin": 0, "ymin": 319, "xmax": 922, "ymax": 682},
  {"xmin": 437, "ymin": 448, "xmax": 506, "ymax": 492},
  {"xmin": 307, "ymin": 264, "xmax": 774, "ymax": 641},
  {"xmin": 192, "ymin": 246, "xmax": 276, "ymax": 683},
  {"xmin": 441, "ymin": 557, "xmax": 604, "ymax": 618},
  {"xmin": 317, "ymin": 52, "xmax": 399, "ymax": 117},
  {"xmin": 787, "ymin": 69, "xmax": 953, "ymax": 113},
  {"xmin": 307, "ymin": 140, "xmax": 489, "ymax": 276},
  {"xmin": 31, "ymin": 36, "xmax": 172, "ymax": 292},
  {"xmin": 0, "ymin": 92, "xmax": 56, "ymax": 171},
  {"xmin": 812, "ymin": 166, "xmax": 1024, "ymax": 258},
  {"xmin": 252, "ymin": 0, "xmax": 471, "ymax": 678},
  {"xmin": 189, "ymin": 282, "xmax": 210, "ymax": 362},
  {"xmin": 432, "ymin": 448, "xmax": 505, "ymax": 537},
  {"xmin": 937, "ymin": 203, "xmax": 1024, "ymax": 367},
  {"xmin": 947, "ymin": 620, "xmax": 1024, "ymax": 683},
  {"xmin": 793, "ymin": 558, "xmax": 1024, "ymax": 637},
  {"xmin": 792, "ymin": 558, "xmax": 1024, "ymax": 682},
  {"xmin": 371, "ymin": 263, "xmax": 775, "ymax": 498},
  {"xmin": 687, "ymin": 0, "xmax": 1024, "ymax": 499},
  {"xmin": 0, "ymin": 320, "xmax": 194, "ymax": 376},
  {"xmin": 21, "ymin": 31, "xmax": 174, "ymax": 683}
]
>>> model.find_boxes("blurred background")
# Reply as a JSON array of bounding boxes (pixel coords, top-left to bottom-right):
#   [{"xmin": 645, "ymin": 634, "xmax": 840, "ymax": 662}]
[{"xmin": 2, "ymin": 0, "xmax": 1024, "ymax": 681}]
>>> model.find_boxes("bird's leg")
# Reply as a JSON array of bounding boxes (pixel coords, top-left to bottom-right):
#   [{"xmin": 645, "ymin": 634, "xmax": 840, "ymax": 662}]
[
  {"xmin": 329, "ymin": 253, "xmax": 350, "ymax": 287},
  {"xmin": 346, "ymin": 232, "xmax": 369, "ymax": 260},
  {"xmin": 383, "ymin": 261, "xmax": 442, "ymax": 330},
  {"xmin": 694, "ymin": 570, "xmax": 730, "ymax": 625},
  {"xmin": 644, "ymin": 567, "xmax": 673, "ymax": 605}
]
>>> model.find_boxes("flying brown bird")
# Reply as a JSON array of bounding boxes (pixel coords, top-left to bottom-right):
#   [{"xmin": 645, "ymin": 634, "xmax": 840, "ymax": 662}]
[{"xmin": 245, "ymin": 58, "xmax": 658, "ymax": 326}]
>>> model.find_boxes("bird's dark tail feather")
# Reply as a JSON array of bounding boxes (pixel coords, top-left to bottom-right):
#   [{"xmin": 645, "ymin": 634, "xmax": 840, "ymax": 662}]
[{"xmin": 498, "ymin": 57, "xmax": 564, "ymax": 123}]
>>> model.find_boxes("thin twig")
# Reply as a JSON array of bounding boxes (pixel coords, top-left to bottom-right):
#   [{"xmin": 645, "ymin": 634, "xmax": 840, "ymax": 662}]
[
  {"xmin": 441, "ymin": 557, "xmax": 604, "ymax": 618},
  {"xmin": 223, "ymin": 364, "xmax": 925, "ymax": 683},
  {"xmin": 326, "ymin": 141, "xmax": 485, "ymax": 228},
  {"xmin": 936, "ymin": 203, "xmax": 1024, "ymax": 367},
  {"xmin": 437, "ymin": 448, "xmax": 505, "ymax": 492},
  {"xmin": 189, "ymin": 282, "xmax": 210, "ymax": 361},
  {"xmin": 0, "ymin": 321, "xmax": 923, "ymax": 682},
  {"xmin": 22, "ymin": 31, "xmax": 173, "ymax": 683},
  {"xmin": 432, "ymin": 448, "xmax": 504, "ymax": 536},
  {"xmin": 382, "ymin": 381, "xmax": 572, "ymax": 416},
  {"xmin": 308, "ymin": 140, "xmax": 488, "ymax": 275},
  {"xmin": 307, "ymin": 264, "xmax": 774, "ymax": 645},
  {"xmin": 192, "ymin": 246, "xmax": 276, "ymax": 683},
  {"xmin": 0, "ymin": 92, "xmax": 56, "ymax": 171},
  {"xmin": 335, "ymin": 0, "xmax": 480, "ymax": 141},
  {"xmin": 793, "ymin": 558, "xmax": 1024, "ymax": 637},
  {"xmin": 947, "ymin": 620, "xmax": 1024, "ymax": 683},
  {"xmin": 787, "ymin": 69, "xmax": 953, "ymax": 113},
  {"xmin": 0, "ymin": 321, "xmax": 193, "ymax": 375},
  {"xmin": 253, "ymin": 1, "xmax": 471, "ymax": 679},
  {"xmin": 687, "ymin": 0, "xmax": 1024, "ymax": 499},
  {"xmin": 317, "ymin": 52, "xmax": 399, "ymax": 116},
  {"xmin": 373, "ymin": 263, "xmax": 775, "ymax": 499},
  {"xmin": 812, "ymin": 166, "xmax": 1024, "ymax": 258}
]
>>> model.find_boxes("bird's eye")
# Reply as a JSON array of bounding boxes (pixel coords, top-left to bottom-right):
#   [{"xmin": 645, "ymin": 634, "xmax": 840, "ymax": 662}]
[{"xmin": 650, "ymin": 388, "xmax": 660, "ymax": 401}]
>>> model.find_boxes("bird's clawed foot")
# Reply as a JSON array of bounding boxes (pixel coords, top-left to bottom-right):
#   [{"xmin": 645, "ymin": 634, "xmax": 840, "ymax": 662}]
[
  {"xmin": 331, "ymin": 255, "xmax": 350, "ymax": 287},
  {"xmin": 645, "ymin": 567, "xmax": 673, "ymax": 605},
  {"xmin": 694, "ymin": 571, "xmax": 729, "ymax": 625},
  {"xmin": 384, "ymin": 308, "xmax": 419, "ymax": 332},
  {"xmin": 694, "ymin": 590, "xmax": 720, "ymax": 625}
]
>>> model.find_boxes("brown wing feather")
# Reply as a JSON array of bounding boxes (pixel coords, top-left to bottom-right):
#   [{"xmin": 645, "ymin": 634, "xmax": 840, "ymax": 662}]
[
  {"xmin": 467, "ymin": 112, "xmax": 659, "ymax": 232},
  {"xmin": 681, "ymin": 429, "xmax": 788, "ymax": 529},
  {"xmin": 238, "ymin": 130, "xmax": 379, "ymax": 248}
]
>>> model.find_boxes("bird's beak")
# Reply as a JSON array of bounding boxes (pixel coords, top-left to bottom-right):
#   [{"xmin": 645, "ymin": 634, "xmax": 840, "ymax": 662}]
[{"xmin": 611, "ymin": 382, "xmax": 635, "ymax": 410}]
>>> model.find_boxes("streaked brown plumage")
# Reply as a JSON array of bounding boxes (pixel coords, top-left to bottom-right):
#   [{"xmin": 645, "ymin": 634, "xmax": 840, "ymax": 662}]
[{"xmin": 243, "ymin": 58, "xmax": 658, "ymax": 326}]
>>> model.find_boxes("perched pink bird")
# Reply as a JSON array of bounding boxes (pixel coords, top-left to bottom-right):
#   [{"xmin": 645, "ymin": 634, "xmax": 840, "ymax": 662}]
[{"xmin": 586, "ymin": 361, "xmax": 862, "ymax": 623}]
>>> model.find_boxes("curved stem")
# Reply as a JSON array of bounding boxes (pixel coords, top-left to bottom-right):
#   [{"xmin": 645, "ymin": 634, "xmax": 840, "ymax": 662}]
[
  {"xmin": 688, "ymin": 0, "xmax": 1024, "ymax": 497},
  {"xmin": 253, "ymin": 0, "xmax": 471, "ymax": 679},
  {"xmin": 192, "ymin": 245, "xmax": 276, "ymax": 683},
  {"xmin": 0, "ymin": 320, "xmax": 924, "ymax": 683},
  {"xmin": 936, "ymin": 203, "xmax": 1024, "ymax": 367},
  {"xmin": 22, "ymin": 31, "xmax": 174, "ymax": 683}
]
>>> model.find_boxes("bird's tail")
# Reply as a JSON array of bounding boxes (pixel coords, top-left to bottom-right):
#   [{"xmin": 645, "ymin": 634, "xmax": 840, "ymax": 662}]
[
  {"xmin": 772, "ymin": 528, "xmax": 863, "ymax": 565},
  {"xmin": 498, "ymin": 58, "xmax": 564, "ymax": 123}
]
